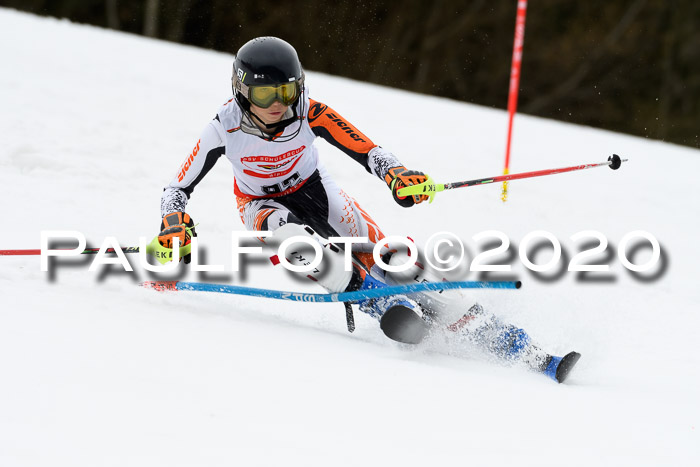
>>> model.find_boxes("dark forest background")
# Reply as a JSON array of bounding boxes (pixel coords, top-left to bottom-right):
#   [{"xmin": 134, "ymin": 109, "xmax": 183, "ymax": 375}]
[{"xmin": 3, "ymin": 0, "xmax": 699, "ymax": 148}]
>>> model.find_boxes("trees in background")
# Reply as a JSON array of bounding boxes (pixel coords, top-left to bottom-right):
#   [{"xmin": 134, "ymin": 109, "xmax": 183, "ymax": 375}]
[{"xmin": 4, "ymin": 0, "xmax": 697, "ymax": 148}]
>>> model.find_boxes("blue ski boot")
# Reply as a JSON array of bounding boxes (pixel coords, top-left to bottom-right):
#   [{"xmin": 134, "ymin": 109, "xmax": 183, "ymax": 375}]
[
  {"xmin": 495, "ymin": 330, "xmax": 582, "ymax": 383},
  {"xmin": 452, "ymin": 304, "xmax": 582, "ymax": 383}
]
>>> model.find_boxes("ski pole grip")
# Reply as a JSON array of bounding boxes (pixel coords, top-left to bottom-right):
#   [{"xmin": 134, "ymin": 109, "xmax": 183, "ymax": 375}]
[{"xmin": 396, "ymin": 177, "xmax": 444, "ymax": 203}]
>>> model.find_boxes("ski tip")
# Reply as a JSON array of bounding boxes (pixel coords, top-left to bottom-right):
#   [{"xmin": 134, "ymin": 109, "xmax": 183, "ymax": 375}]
[
  {"xmin": 555, "ymin": 351, "xmax": 582, "ymax": 384},
  {"xmin": 380, "ymin": 305, "xmax": 430, "ymax": 345},
  {"xmin": 140, "ymin": 281, "xmax": 178, "ymax": 292},
  {"xmin": 514, "ymin": 280, "xmax": 522, "ymax": 289}
]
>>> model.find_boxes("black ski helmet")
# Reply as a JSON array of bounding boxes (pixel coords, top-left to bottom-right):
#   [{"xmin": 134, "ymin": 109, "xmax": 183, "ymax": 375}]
[{"xmin": 232, "ymin": 37, "xmax": 305, "ymax": 111}]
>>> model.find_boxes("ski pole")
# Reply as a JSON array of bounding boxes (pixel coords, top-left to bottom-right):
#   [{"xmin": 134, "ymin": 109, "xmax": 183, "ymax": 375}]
[
  {"xmin": 0, "ymin": 246, "xmax": 140, "ymax": 256},
  {"xmin": 397, "ymin": 154, "xmax": 627, "ymax": 203}
]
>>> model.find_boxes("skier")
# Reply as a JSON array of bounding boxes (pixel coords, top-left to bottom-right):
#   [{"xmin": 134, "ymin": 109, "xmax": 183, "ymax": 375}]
[{"xmin": 155, "ymin": 36, "xmax": 580, "ymax": 383}]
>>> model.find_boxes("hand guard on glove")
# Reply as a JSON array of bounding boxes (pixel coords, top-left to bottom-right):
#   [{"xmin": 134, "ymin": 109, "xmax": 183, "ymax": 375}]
[
  {"xmin": 158, "ymin": 211, "xmax": 196, "ymax": 263},
  {"xmin": 385, "ymin": 166, "xmax": 429, "ymax": 208}
]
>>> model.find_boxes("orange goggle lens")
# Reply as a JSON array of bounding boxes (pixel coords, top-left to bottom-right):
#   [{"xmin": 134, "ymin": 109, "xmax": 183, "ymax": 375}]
[{"xmin": 249, "ymin": 82, "xmax": 299, "ymax": 108}]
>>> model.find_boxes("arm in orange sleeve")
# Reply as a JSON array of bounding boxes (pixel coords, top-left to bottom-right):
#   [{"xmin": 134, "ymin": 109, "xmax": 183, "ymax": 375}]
[
  {"xmin": 307, "ymin": 99, "xmax": 430, "ymax": 207},
  {"xmin": 307, "ymin": 99, "xmax": 408, "ymax": 185},
  {"xmin": 307, "ymin": 99, "xmax": 380, "ymax": 172}
]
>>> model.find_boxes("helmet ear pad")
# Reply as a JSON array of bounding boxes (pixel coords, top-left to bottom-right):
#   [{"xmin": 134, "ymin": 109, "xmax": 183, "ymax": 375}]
[{"xmin": 235, "ymin": 92, "xmax": 251, "ymax": 111}]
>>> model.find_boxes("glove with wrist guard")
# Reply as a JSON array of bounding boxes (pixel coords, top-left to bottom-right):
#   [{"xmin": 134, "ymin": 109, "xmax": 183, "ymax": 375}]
[
  {"xmin": 158, "ymin": 211, "xmax": 196, "ymax": 263},
  {"xmin": 384, "ymin": 166, "xmax": 429, "ymax": 208}
]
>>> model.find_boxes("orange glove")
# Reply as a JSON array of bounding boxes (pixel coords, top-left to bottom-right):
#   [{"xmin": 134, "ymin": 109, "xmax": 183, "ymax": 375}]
[
  {"xmin": 158, "ymin": 212, "xmax": 196, "ymax": 263},
  {"xmin": 384, "ymin": 166, "xmax": 429, "ymax": 208}
]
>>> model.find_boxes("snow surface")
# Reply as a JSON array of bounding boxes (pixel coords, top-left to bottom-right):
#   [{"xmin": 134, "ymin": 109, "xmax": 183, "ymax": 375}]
[{"xmin": 1, "ymin": 8, "xmax": 699, "ymax": 467}]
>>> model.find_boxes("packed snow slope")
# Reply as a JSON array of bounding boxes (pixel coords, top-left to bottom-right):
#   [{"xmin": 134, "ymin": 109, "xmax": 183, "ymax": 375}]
[{"xmin": 1, "ymin": 9, "xmax": 698, "ymax": 467}]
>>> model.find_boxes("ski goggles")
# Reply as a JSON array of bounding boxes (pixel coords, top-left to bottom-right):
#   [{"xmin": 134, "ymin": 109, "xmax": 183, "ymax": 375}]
[{"xmin": 248, "ymin": 82, "xmax": 299, "ymax": 108}]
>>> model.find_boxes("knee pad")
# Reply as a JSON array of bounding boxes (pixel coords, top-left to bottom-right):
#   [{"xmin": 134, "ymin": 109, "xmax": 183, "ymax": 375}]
[{"xmin": 381, "ymin": 250, "xmax": 470, "ymax": 316}]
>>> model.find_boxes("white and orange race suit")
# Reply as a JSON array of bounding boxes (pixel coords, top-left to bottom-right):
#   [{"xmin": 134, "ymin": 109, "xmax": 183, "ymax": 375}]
[{"xmin": 160, "ymin": 90, "xmax": 405, "ymax": 262}]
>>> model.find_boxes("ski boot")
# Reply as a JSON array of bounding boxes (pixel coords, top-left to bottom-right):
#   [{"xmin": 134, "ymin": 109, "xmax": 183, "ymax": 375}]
[
  {"xmin": 493, "ymin": 328, "xmax": 582, "ymax": 383},
  {"xmin": 453, "ymin": 304, "xmax": 582, "ymax": 383}
]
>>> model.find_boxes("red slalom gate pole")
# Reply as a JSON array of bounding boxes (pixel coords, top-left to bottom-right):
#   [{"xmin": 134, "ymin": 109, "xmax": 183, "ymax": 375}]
[{"xmin": 502, "ymin": 0, "xmax": 528, "ymax": 202}]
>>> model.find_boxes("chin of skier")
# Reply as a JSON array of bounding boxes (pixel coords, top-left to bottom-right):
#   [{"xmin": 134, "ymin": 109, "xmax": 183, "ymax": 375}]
[{"xmin": 155, "ymin": 36, "xmax": 580, "ymax": 383}]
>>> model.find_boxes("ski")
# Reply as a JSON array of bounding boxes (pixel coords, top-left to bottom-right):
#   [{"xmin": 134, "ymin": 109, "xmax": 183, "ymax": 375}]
[
  {"xmin": 0, "ymin": 246, "xmax": 140, "ymax": 256},
  {"xmin": 142, "ymin": 279, "xmax": 521, "ymax": 303}
]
